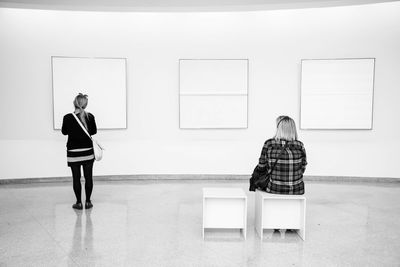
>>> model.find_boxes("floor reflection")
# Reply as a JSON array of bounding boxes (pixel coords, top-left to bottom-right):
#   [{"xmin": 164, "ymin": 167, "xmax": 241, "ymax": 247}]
[{"xmin": 68, "ymin": 209, "xmax": 94, "ymax": 266}]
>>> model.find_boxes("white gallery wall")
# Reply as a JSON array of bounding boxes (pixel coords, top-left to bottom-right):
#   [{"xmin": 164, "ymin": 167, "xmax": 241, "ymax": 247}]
[{"xmin": 0, "ymin": 2, "xmax": 400, "ymax": 179}]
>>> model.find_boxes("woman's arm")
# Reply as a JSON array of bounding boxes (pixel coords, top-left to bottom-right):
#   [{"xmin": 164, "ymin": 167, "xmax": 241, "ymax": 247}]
[
  {"xmin": 61, "ymin": 115, "xmax": 69, "ymax": 135},
  {"xmin": 89, "ymin": 114, "xmax": 97, "ymax": 135},
  {"xmin": 301, "ymin": 145, "xmax": 307, "ymax": 173},
  {"xmin": 256, "ymin": 145, "xmax": 269, "ymax": 173}
]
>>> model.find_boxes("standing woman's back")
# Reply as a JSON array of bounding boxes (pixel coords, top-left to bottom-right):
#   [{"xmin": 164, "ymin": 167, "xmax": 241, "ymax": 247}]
[{"xmin": 61, "ymin": 93, "xmax": 97, "ymax": 210}]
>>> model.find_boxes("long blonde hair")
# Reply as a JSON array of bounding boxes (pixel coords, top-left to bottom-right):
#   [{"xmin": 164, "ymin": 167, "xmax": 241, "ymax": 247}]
[
  {"xmin": 73, "ymin": 93, "xmax": 89, "ymax": 130},
  {"xmin": 274, "ymin": 116, "xmax": 298, "ymax": 141}
]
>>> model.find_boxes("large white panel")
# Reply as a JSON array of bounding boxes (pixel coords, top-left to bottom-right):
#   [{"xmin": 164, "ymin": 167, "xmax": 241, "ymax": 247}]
[
  {"xmin": 180, "ymin": 59, "xmax": 248, "ymax": 95},
  {"xmin": 179, "ymin": 59, "xmax": 248, "ymax": 129},
  {"xmin": 180, "ymin": 95, "xmax": 247, "ymax": 129},
  {"xmin": 52, "ymin": 57, "xmax": 127, "ymax": 129},
  {"xmin": 300, "ymin": 58, "xmax": 375, "ymax": 129}
]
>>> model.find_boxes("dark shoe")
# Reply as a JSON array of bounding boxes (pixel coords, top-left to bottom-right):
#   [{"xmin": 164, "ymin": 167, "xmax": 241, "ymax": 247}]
[
  {"xmin": 85, "ymin": 201, "xmax": 93, "ymax": 209},
  {"xmin": 72, "ymin": 203, "xmax": 83, "ymax": 210}
]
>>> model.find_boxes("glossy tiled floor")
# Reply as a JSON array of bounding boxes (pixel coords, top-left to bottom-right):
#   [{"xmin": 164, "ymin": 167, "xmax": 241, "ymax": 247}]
[{"xmin": 1, "ymin": 180, "xmax": 399, "ymax": 266}]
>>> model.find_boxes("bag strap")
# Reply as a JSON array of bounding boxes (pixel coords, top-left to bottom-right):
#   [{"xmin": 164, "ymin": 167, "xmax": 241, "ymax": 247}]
[
  {"xmin": 71, "ymin": 113, "xmax": 92, "ymax": 140},
  {"xmin": 267, "ymin": 141, "xmax": 288, "ymax": 175}
]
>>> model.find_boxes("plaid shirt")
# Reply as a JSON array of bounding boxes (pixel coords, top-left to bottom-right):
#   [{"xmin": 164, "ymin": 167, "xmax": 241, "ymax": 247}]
[{"xmin": 257, "ymin": 139, "xmax": 307, "ymax": 195}]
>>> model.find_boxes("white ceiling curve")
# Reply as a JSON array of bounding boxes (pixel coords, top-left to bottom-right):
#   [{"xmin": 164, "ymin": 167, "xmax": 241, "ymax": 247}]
[{"xmin": 0, "ymin": 0, "xmax": 398, "ymax": 12}]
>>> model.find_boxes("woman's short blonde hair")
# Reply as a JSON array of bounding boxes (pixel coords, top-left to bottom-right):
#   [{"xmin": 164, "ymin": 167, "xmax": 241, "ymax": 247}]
[{"xmin": 274, "ymin": 116, "xmax": 298, "ymax": 141}]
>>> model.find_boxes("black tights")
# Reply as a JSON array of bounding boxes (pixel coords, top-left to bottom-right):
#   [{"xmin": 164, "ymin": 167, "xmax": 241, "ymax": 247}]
[{"xmin": 70, "ymin": 162, "xmax": 94, "ymax": 203}]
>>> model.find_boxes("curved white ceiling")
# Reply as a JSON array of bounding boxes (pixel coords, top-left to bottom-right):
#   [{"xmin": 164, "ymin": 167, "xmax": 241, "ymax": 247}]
[{"xmin": 0, "ymin": 0, "xmax": 397, "ymax": 12}]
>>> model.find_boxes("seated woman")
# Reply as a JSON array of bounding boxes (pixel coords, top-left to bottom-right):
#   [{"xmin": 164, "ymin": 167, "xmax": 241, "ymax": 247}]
[{"xmin": 250, "ymin": 115, "xmax": 307, "ymax": 195}]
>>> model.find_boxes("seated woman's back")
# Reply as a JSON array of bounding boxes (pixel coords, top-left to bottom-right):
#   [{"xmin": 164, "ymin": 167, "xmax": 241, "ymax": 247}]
[
  {"xmin": 253, "ymin": 115, "xmax": 307, "ymax": 195},
  {"xmin": 261, "ymin": 138, "xmax": 306, "ymax": 195}
]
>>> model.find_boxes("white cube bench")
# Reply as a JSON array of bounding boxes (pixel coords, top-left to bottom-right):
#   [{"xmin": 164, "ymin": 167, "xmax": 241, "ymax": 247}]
[
  {"xmin": 202, "ymin": 188, "xmax": 247, "ymax": 239},
  {"xmin": 255, "ymin": 189, "xmax": 306, "ymax": 240}
]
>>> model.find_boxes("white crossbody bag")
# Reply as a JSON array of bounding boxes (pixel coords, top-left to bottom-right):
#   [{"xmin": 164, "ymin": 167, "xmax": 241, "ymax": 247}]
[{"xmin": 71, "ymin": 113, "xmax": 104, "ymax": 161}]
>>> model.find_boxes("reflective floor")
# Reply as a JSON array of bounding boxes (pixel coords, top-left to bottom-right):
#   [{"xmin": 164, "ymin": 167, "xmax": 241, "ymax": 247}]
[{"xmin": 1, "ymin": 180, "xmax": 400, "ymax": 266}]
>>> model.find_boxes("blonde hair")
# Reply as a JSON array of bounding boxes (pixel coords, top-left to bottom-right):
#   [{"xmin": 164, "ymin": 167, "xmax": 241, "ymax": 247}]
[
  {"xmin": 274, "ymin": 116, "xmax": 298, "ymax": 141},
  {"xmin": 73, "ymin": 93, "xmax": 89, "ymax": 130}
]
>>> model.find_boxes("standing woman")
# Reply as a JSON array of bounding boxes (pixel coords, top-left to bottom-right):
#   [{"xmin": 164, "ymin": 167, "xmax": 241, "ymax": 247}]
[
  {"xmin": 250, "ymin": 116, "xmax": 307, "ymax": 195},
  {"xmin": 62, "ymin": 93, "xmax": 97, "ymax": 210}
]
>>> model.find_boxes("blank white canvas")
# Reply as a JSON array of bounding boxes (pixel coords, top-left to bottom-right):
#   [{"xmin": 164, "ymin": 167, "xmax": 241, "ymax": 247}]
[
  {"xmin": 180, "ymin": 59, "xmax": 248, "ymax": 95},
  {"xmin": 180, "ymin": 95, "xmax": 247, "ymax": 128},
  {"xmin": 179, "ymin": 59, "xmax": 248, "ymax": 128},
  {"xmin": 300, "ymin": 58, "xmax": 375, "ymax": 129},
  {"xmin": 52, "ymin": 57, "xmax": 127, "ymax": 129}
]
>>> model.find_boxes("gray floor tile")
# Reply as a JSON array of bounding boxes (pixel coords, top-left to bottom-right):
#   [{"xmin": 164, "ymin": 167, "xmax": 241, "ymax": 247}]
[{"xmin": 1, "ymin": 181, "xmax": 400, "ymax": 266}]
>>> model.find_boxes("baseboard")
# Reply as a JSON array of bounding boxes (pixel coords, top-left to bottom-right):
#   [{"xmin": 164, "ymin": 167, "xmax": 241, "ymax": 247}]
[{"xmin": 0, "ymin": 174, "xmax": 399, "ymax": 185}]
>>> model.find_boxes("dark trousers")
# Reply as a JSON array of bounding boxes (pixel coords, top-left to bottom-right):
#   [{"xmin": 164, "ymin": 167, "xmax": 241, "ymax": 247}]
[{"xmin": 70, "ymin": 161, "xmax": 94, "ymax": 203}]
